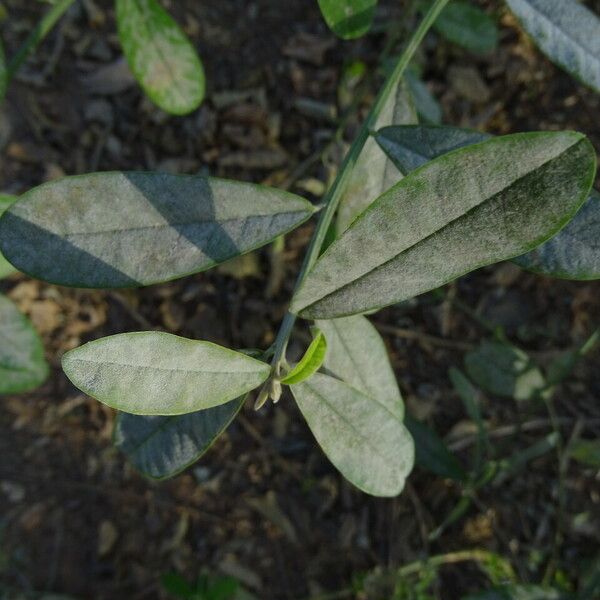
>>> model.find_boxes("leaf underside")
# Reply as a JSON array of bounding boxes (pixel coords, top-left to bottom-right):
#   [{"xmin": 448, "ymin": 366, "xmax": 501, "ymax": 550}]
[
  {"xmin": 114, "ymin": 396, "xmax": 245, "ymax": 479},
  {"xmin": 0, "ymin": 195, "xmax": 17, "ymax": 279},
  {"xmin": 317, "ymin": 0, "xmax": 378, "ymax": 40},
  {"xmin": 116, "ymin": 0, "xmax": 205, "ymax": 114},
  {"xmin": 62, "ymin": 332, "xmax": 270, "ymax": 415},
  {"xmin": 505, "ymin": 0, "xmax": 600, "ymax": 93},
  {"xmin": 280, "ymin": 331, "xmax": 327, "ymax": 385},
  {"xmin": 292, "ymin": 131, "xmax": 596, "ymax": 319},
  {"xmin": 0, "ymin": 172, "xmax": 315, "ymax": 288},
  {"xmin": 0, "ymin": 294, "xmax": 49, "ymax": 395}
]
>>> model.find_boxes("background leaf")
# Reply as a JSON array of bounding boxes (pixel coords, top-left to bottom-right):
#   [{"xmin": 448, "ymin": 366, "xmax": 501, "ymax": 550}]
[
  {"xmin": 291, "ymin": 372, "xmax": 414, "ymax": 497},
  {"xmin": 292, "ymin": 132, "xmax": 596, "ymax": 319},
  {"xmin": 0, "ymin": 194, "xmax": 17, "ymax": 279},
  {"xmin": 0, "ymin": 294, "xmax": 49, "ymax": 395},
  {"xmin": 317, "ymin": 0, "xmax": 378, "ymax": 40},
  {"xmin": 280, "ymin": 330, "xmax": 327, "ymax": 385},
  {"xmin": 114, "ymin": 396, "xmax": 245, "ymax": 479},
  {"xmin": 62, "ymin": 332, "xmax": 270, "ymax": 415},
  {"xmin": 405, "ymin": 69, "xmax": 442, "ymax": 125},
  {"xmin": 463, "ymin": 585, "xmax": 569, "ymax": 600},
  {"xmin": 505, "ymin": 0, "xmax": 600, "ymax": 93},
  {"xmin": 0, "ymin": 38, "xmax": 6, "ymax": 101},
  {"xmin": 116, "ymin": 0, "xmax": 205, "ymax": 115},
  {"xmin": 0, "ymin": 172, "xmax": 315, "ymax": 288}
]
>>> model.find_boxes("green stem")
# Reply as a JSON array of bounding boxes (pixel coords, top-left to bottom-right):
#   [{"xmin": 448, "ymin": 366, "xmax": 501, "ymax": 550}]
[
  {"xmin": 7, "ymin": 0, "xmax": 77, "ymax": 80},
  {"xmin": 271, "ymin": 0, "xmax": 451, "ymax": 368}
]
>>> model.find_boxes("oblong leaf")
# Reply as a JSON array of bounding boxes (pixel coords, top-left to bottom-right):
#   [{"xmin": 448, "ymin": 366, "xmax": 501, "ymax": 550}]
[
  {"xmin": 0, "ymin": 294, "xmax": 49, "ymax": 394},
  {"xmin": 505, "ymin": 0, "xmax": 600, "ymax": 93},
  {"xmin": 464, "ymin": 585, "xmax": 568, "ymax": 600},
  {"xmin": 317, "ymin": 0, "xmax": 378, "ymax": 40},
  {"xmin": 62, "ymin": 332, "xmax": 270, "ymax": 415},
  {"xmin": 317, "ymin": 315, "xmax": 403, "ymax": 418},
  {"xmin": 280, "ymin": 330, "xmax": 327, "ymax": 385},
  {"xmin": 0, "ymin": 172, "xmax": 315, "ymax": 288},
  {"xmin": 292, "ymin": 131, "xmax": 596, "ymax": 319},
  {"xmin": 291, "ymin": 372, "xmax": 414, "ymax": 497},
  {"xmin": 114, "ymin": 396, "xmax": 245, "ymax": 479},
  {"xmin": 0, "ymin": 195, "xmax": 17, "ymax": 279},
  {"xmin": 116, "ymin": 0, "xmax": 205, "ymax": 115}
]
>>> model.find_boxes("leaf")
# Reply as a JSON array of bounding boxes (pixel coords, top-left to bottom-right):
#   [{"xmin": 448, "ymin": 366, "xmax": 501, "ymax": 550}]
[
  {"xmin": 317, "ymin": 0, "xmax": 378, "ymax": 40},
  {"xmin": 280, "ymin": 330, "xmax": 327, "ymax": 385},
  {"xmin": 62, "ymin": 332, "xmax": 270, "ymax": 415},
  {"xmin": 405, "ymin": 70, "xmax": 442, "ymax": 125},
  {"xmin": 0, "ymin": 195, "xmax": 17, "ymax": 279},
  {"xmin": 544, "ymin": 329, "xmax": 599, "ymax": 387},
  {"xmin": 505, "ymin": 0, "xmax": 600, "ymax": 93},
  {"xmin": 336, "ymin": 78, "xmax": 418, "ymax": 234},
  {"xmin": 0, "ymin": 38, "xmax": 7, "ymax": 101},
  {"xmin": 376, "ymin": 124, "xmax": 491, "ymax": 175},
  {"xmin": 376, "ymin": 125, "xmax": 600, "ymax": 281},
  {"xmin": 569, "ymin": 439, "xmax": 600, "ymax": 468},
  {"xmin": 0, "ymin": 172, "xmax": 315, "ymax": 288},
  {"xmin": 404, "ymin": 415, "xmax": 466, "ymax": 481},
  {"xmin": 431, "ymin": 0, "xmax": 498, "ymax": 55},
  {"xmin": 114, "ymin": 396, "xmax": 245, "ymax": 479},
  {"xmin": 291, "ymin": 131, "xmax": 596, "ymax": 319},
  {"xmin": 291, "ymin": 372, "xmax": 414, "ymax": 496},
  {"xmin": 316, "ymin": 315, "xmax": 404, "ymax": 418},
  {"xmin": 463, "ymin": 585, "xmax": 569, "ymax": 600},
  {"xmin": 115, "ymin": 0, "xmax": 205, "ymax": 115},
  {"xmin": 0, "ymin": 294, "xmax": 49, "ymax": 395},
  {"xmin": 464, "ymin": 340, "xmax": 545, "ymax": 401}
]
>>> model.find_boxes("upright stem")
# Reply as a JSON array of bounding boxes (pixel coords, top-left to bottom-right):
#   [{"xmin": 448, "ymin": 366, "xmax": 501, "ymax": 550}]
[
  {"xmin": 7, "ymin": 0, "xmax": 77, "ymax": 80},
  {"xmin": 271, "ymin": 0, "xmax": 451, "ymax": 368}
]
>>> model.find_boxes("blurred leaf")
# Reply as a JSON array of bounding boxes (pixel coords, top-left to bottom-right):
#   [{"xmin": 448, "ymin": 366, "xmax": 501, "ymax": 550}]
[
  {"xmin": 0, "ymin": 195, "xmax": 17, "ymax": 279},
  {"xmin": 162, "ymin": 573, "xmax": 196, "ymax": 599},
  {"xmin": 114, "ymin": 397, "xmax": 245, "ymax": 479},
  {"xmin": 281, "ymin": 330, "xmax": 327, "ymax": 385},
  {"xmin": 63, "ymin": 332, "xmax": 270, "ymax": 415},
  {"xmin": 431, "ymin": 0, "xmax": 498, "ymax": 54},
  {"xmin": 0, "ymin": 294, "xmax": 49, "ymax": 394},
  {"xmin": 317, "ymin": 315, "xmax": 404, "ymax": 417},
  {"xmin": 291, "ymin": 372, "xmax": 414, "ymax": 497},
  {"xmin": 115, "ymin": 0, "xmax": 205, "ymax": 114},
  {"xmin": 404, "ymin": 415, "xmax": 466, "ymax": 481},
  {"xmin": 544, "ymin": 329, "xmax": 599, "ymax": 387},
  {"xmin": 465, "ymin": 340, "xmax": 545, "ymax": 401},
  {"xmin": 569, "ymin": 440, "xmax": 600, "ymax": 468},
  {"xmin": 292, "ymin": 132, "xmax": 596, "ymax": 319},
  {"xmin": 463, "ymin": 584, "xmax": 570, "ymax": 599},
  {"xmin": 0, "ymin": 173, "xmax": 315, "ymax": 288},
  {"xmin": 505, "ymin": 0, "xmax": 600, "ymax": 93},
  {"xmin": 317, "ymin": 0, "xmax": 378, "ymax": 39},
  {"xmin": 0, "ymin": 38, "xmax": 6, "ymax": 100},
  {"xmin": 405, "ymin": 69, "xmax": 442, "ymax": 124}
]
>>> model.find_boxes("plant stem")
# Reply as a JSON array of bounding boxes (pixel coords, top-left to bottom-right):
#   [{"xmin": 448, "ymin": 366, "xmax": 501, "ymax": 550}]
[
  {"xmin": 7, "ymin": 0, "xmax": 77, "ymax": 80},
  {"xmin": 270, "ymin": 0, "xmax": 452, "ymax": 368}
]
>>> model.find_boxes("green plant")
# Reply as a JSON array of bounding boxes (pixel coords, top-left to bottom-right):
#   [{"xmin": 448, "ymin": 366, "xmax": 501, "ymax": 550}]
[{"xmin": 0, "ymin": 0, "xmax": 599, "ymax": 502}]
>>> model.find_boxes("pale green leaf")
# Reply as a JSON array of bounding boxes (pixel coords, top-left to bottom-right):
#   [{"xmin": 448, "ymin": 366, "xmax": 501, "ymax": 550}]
[
  {"xmin": 336, "ymin": 79, "xmax": 418, "ymax": 233},
  {"xmin": 280, "ymin": 330, "xmax": 327, "ymax": 385},
  {"xmin": 0, "ymin": 194, "xmax": 17, "ymax": 279},
  {"xmin": 292, "ymin": 132, "xmax": 596, "ymax": 319},
  {"xmin": 505, "ymin": 0, "xmax": 600, "ymax": 93},
  {"xmin": 291, "ymin": 372, "xmax": 414, "ymax": 496},
  {"xmin": 432, "ymin": 0, "xmax": 498, "ymax": 55},
  {"xmin": 405, "ymin": 70, "xmax": 442, "ymax": 125},
  {"xmin": 114, "ymin": 396, "xmax": 245, "ymax": 479},
  {"xmin": 0, "ymin": 172, "xmax": 315, "ymax": 288},
  {"xmin": 317, "ymin": 0, "xmax": 378, "ymax": 40},
  {"xmin": 62, "ymin": 332, "xmax": 270, "ymax": 415},
  {"xmin": 316, "ymin": 315, "xmax": 403, "ymax": 418},
  {"xmin": 0, "ymin": 294, "xmax": 49, "ymax": 394},
  {"xmin": 116, "ymin": 0, "xmax": 205, "ymax": 115}
]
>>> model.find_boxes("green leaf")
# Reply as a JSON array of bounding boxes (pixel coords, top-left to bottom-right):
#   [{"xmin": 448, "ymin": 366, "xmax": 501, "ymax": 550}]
[
  {"xmin": 404, "ymin": 414, "xmax": 466, "ymax": 481},
  {"xmin": 0, "ymin": 195, "xmax": 17, "ymax": 279},
  {"xmin": 291, "ymin": 131, "xmax": 596, "ymax": 319},
  {"xmin": 405, "ymin": 70, "xmax": 442, "ymax": 125},
  {"xmin": 336, "ymin": 79, "xmax": 418, "ymax": 233},
  {"xmin": 62, "ymin": 332, "xmax": 270, "ymax": 415},
  {"xmin": 0, "ymin": 38, "xmax": 7, "ymax": 101},
  {"xmin": 569, "ymin": 439, "xmax": 600, "ymax": 468},
  {"xmin": 431, "ymin": 0, "xmax": 498, "ymax": 55},
  {"xmin": 376, "ymin": 126, "xmax": 600, "ymax": 281},
  {"xmin": 316, "ymin": 315, "xmax": 404, "ymax": 418},
  {"xmin": 376, "ymin": 124, "xmax": 491, "ymax": 175},
  {"xmin": 505, "ymin": 0, "xmax": 600, "ymax": 93},
  {"xmin": 114, "ymin": 396, "xmax": 245, "ymax": 479},
  {"xmin": 280, "ymin": 330, "xmax": 327, "ymax": 385},
  {"xmin": 544, "ymin": 329, "xmax": 599, "ymax": 387},
  {"xmin": 0, "ymin": 172, "xmax": 315, "ymax": 288},
  {"xmin": 116, "ymin": 0, "xmax": 205, "ymax": 115},
  {"xmin": 291, "ymin": 372, "xmax": 414, "ymax": 496},
  {"xmin": 317, "ymin": 0, "xmax": 378, "ymax": 40},
  {"xmin": 0, "ymin": 294, "xmax": 49, "ymax": 395},
  {"xmin": 465, "ymin": 340, "xmax": 545, "ymax": 401},
  {"xmin": 463, "ymin": 585, "xmax": 569, "ymax": 600}
]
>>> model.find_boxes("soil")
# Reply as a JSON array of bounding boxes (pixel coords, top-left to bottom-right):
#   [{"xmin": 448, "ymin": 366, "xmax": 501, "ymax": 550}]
[{"xmin": 0, "ymin": 1, "xmax": 599, "ymax": 599}]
